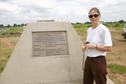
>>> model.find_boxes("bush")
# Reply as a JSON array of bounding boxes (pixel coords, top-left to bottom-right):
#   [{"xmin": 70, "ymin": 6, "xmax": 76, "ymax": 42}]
[{"xmin": 0, "ymin": 27, "xmax": 24, "ymax": 36}]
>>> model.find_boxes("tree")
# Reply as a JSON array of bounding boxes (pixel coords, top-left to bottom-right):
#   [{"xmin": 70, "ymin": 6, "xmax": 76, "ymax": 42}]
[
  {"xmin": 84, "ymin": 21, "xmax": 90, "ymax": 24},
  {"xmin": 24, "ymin": 24, "xmax": 27, "ymax": 26},
  {"xmin": 76, "ymin": 22, "xmax": 81, "ymax": 24},
  {"xmin": 0, "ymin": 24, "xmax": 4, "ymax": 28},
  {"xmin": 118, "ymin": 20, "xmax": 124, "ymax": 23},
  {"xmin": 6, "ymin": 24, "xmax": 11, "ymax": 27},
  {"xmin": 13, "ymin": 24, "xmax": 17, "ymax": 27},
  {"xmin": 17, "ymin": 24, "xmax": 21, "ymax": 27},
  {"xmin": 21, "ymin": 23, "xmax": 24, "ymax": 27}
]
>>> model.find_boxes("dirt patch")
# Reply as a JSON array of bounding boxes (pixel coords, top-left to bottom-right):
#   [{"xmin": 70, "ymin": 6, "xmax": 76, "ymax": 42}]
[
  {"xmin": 108, "ymin": 72, "xmax": 126, "ymax": 84},
  {"xmin": 107, "ymin": 30, "xmax": 126, "ymax": 64},
  {"xmin": 0, "ymin": 37, "xmax": 19, "ymax": 48},
  {"xmin": 0, "ymin": 38, "xmax": 13, "ymax": 48}
]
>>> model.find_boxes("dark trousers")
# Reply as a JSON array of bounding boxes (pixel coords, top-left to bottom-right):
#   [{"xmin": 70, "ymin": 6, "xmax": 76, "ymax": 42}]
[{"xmin": 83, "ymin": 56, "xmax": 107, "ymax": 84}]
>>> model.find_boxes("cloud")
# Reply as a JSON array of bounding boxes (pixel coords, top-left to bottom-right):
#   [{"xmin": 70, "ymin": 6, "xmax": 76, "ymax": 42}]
[
  {"xmin": 0, "ymin": 0, "xmax": 10, "ymax": 2},
  {"xmin": 97, "ymin": 0, "xmax": 118, "ymax": 7},
  {"xmin": 0, "ymin": 2, "xmax": 19, "ymax": 12},
  {"xmin": 101, "ymin": 1, "xmax": 126, "ymax": 21},
  {"xmin": 0, "ymin": 0, "xmax": 126, "ymax": 25}
]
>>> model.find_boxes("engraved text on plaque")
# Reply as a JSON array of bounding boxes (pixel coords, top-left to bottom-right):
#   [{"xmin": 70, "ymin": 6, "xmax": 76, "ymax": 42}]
[{"xmin": 32, "ymin": 31, "xmax": 68, "ymax": 57}]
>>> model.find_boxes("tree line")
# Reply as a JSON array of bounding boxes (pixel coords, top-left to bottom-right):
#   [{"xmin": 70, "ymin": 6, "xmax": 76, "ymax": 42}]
[
  {"xmin": 74, "ymin": 20, "xmax": 126, "ymax": 24},
  {"xmin": 73, "ymin": 20, "xmax": 126, "ymax": 29},
  {"xmin": 0, "ymin": 23, "xmax": 27, "ymax": 28}
]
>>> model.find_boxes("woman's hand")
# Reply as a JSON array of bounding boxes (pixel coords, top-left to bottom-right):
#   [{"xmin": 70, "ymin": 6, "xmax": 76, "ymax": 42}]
[
  {"xmin": 86, "ymin": 43, "xmax": 96, "ymax": 49},
  {"xmin": 81, "ymin": 45, "xmax": 86, "ymax": 51}
]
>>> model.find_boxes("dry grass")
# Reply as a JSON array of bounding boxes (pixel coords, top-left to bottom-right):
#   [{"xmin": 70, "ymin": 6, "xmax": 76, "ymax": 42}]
[{"xmin": 0, "ymin": 37, "xmax": 19, "ymax": 73}]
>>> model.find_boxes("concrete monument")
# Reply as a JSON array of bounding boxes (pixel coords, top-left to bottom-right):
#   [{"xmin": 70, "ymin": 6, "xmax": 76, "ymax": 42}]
[{"xmin": 0, "ymin": 21, "xmax": 83, "ymax": 84}]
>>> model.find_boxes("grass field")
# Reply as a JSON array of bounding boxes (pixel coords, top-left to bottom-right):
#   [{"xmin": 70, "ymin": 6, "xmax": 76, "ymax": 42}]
[{"xmin": 0, "ymin": 24, "xmax": 126, "ymax": 84}]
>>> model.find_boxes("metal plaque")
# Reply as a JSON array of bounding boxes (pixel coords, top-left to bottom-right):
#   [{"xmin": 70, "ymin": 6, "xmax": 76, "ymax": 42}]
[{"xmin": 32, "ymin": 31, "xmax": 68, "ymax": 57}]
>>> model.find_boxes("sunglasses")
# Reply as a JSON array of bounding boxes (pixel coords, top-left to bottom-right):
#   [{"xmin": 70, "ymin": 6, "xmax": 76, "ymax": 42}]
[{"xmin": 88, "ymin": 14, "xmax": 99, "ymax": 18}]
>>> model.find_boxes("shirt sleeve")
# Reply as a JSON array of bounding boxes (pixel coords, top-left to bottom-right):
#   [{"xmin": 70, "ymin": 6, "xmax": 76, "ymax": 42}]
[{"xmin": 103, "ymin": 28, "xmax": 112, "ymax": 46}]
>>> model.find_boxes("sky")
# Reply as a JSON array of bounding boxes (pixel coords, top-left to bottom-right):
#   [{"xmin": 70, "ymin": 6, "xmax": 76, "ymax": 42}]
[{"xmin": 0, "ymin": 0, "xmax": 126, "ymax": 25}]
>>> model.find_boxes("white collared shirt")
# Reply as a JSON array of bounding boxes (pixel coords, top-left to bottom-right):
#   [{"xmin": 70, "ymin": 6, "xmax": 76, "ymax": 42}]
[{"xmin": 85, "ymin": 24, "xmax": 112, "ymax": 57}]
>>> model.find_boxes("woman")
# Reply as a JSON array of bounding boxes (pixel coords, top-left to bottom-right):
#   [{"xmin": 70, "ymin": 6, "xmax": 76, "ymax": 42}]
[{"xmin": 81, "ymin": 7, "xmax": 112, "ymax": 84}]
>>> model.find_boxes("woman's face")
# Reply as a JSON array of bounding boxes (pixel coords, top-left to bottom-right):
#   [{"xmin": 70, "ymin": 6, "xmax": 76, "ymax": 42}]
[{"xmin": 89, "ymin": 10, "xmax": 100, "ymax": 25}]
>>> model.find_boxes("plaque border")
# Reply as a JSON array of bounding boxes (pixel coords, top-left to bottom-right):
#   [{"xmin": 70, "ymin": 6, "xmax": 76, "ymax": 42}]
[{"xmin": 32, "ymin": 31, "xmax": 69, "ymax": 57}]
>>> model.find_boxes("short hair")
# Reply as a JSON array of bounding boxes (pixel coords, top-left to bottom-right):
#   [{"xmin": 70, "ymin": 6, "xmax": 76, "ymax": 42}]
[{"xmin": 88, "ymin": 7, "xmax": 101, "ymax": 15}]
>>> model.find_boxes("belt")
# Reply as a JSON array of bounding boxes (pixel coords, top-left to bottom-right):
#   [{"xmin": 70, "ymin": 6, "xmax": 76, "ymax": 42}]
[{"xmin": 87, "ymin": 55, "xmax": 105, "ymax": 59}]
